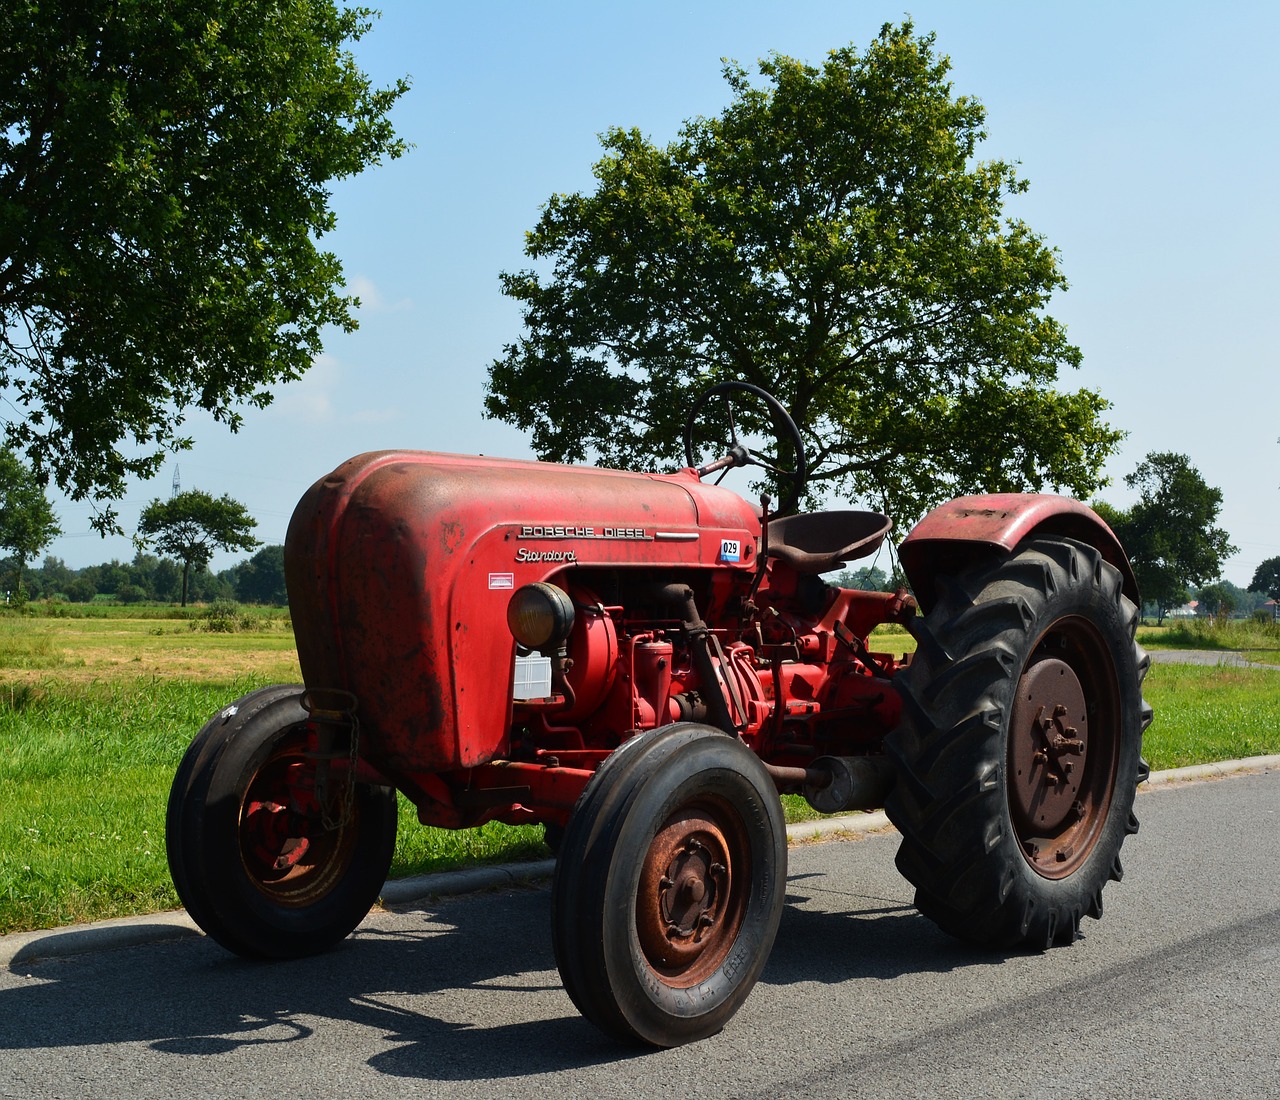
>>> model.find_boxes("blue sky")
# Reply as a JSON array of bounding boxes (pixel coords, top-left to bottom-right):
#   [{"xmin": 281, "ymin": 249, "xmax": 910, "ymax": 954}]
[{"xmin": 44, "ymin": 0, "xmax": 1279, "ymax": 588}]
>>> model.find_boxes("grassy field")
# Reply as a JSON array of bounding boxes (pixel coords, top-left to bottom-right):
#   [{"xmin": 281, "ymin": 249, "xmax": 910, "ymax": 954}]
[
  {"xmin": 1137, "ymin": 616, "xmax": 1280, "ymax": 665},
  {"xmin": 2, "ymin": 608, "xmax": 1278, "ymax": 936}
]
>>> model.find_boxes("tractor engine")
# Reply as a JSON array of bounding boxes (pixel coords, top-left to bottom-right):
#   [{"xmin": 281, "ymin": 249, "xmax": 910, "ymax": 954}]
[
  {"xmin": 507, "ymin": 575, "xmax": 777, "ymax": 750},
  {"xmin": 504, "ymin": 566, "xmax": 908, "ymax": 815}
]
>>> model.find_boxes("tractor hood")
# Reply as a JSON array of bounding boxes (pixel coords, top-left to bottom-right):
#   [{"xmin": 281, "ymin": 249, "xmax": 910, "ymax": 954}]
[{"xmin": 284, "ymin": 450, "xmax": 761, "ymax": 772}]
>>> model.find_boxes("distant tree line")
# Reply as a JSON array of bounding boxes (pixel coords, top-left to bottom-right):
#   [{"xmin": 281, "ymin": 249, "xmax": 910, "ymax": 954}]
[
  {"xmin": 1, "ymin": 545, "xmax": 287, "ymax": 606},
  {"xmin": 1188, "ymin": 579, "xmax": 1274, "ymax": 621}
]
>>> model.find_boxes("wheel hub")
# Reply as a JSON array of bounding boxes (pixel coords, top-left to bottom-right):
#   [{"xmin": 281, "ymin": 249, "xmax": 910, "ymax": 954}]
[
  {"xmin": 635, "ymin": 807, "xmax": 746, "ymax": 984},
  {"xmin": 1009, "ymin": 658, "xmax": 1089, "ymax": 839},
  {"xmin": 244, "ymin": 798, "xmax": 314, "ymax": 871},
  {"xmin": 657, "ymin": 835, "xmax": 725, "ymax": 940},
  {"xmin": 239, "ymin": 750, "xmax": 355, "ymax": 904}
]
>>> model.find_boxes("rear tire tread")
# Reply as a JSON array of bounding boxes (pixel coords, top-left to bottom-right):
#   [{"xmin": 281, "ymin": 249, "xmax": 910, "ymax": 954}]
[{"xmin": 886, "ymin": 537, "xmax": 1149, "ymax": 950}]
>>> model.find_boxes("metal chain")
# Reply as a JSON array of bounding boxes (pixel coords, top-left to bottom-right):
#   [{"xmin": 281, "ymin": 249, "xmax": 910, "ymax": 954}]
[
  {"xmin": 325, "ymin": 709, "xmax": 360, "ymax": 831},
  {"xmin": 302, "ymin": 689, "xmax": 361, "ymax": 831}
]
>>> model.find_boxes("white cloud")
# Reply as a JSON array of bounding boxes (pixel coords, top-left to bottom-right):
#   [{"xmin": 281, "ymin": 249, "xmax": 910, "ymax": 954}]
[
  {"xmin": 264, "ymin": 354, "xmax": 404, "ymax": 428},
  {"xmin": 267, "ymin": 354, "xmax": 341, "ymax": 424},
  {"xmin": 348, "ymin": 274, "xmax": 412, "ymax": 313}
]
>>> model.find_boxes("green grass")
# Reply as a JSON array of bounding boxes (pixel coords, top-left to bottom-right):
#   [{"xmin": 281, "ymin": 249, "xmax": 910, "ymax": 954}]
[
  {"xmin": 0, "ymin": 612, "xmax": 300, "ymax": 686},
  {"xmin": 0, "ymin": 674, "xmax": 552, "ymax": 935},
  {"xmin": 388, "ymin": 809, "xmax": 549, "ymax": 879},
  {"xmin": 0, "ymin": 625, "xmax": 64, "ymax": 670},
  {"xmin": 1, "ymin": 678, "xmax": 248, "ymax": 932},
  {"xmin": 2, "ymin": 614, "xmax": 1278, "ymax": 936},
  {"xmin": 1139, "ymin": 662, "xmax": 1280, "ymax": 769},
  {"xmin": 1138, "ymin": 617, "xmax": 1280, "ymax": 666},
  {"xmin": 5, "ymin": 599, "xmax": 295, "ymax": 620}
]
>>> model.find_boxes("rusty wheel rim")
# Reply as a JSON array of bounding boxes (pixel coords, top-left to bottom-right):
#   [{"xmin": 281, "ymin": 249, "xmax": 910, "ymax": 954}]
[
  {"xmin": 239, "ymin": 733, "xmax": 358, "ymax": 906},
  {"xmin": 635, "ymin": 799, "xmax": 750, "ymax": 988},
  {"xmin": 1007, "ymin": 616, "xmax": 1121, "ymax": 879}
]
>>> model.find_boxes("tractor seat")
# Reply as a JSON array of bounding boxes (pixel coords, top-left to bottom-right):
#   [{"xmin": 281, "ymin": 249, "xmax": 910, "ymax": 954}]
[{"xmin": 765, "ymin": 510, "xmax": 893, "ymax": 574}]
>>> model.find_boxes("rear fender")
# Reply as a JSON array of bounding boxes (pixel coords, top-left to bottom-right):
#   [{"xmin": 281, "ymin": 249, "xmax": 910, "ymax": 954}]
[{"xmin": 899, "ymin": 494, "xmax": 1138, "ymax": 614}]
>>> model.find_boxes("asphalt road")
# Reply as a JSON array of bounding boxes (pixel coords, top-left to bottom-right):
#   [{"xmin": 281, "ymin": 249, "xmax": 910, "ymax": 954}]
[
  {"xmin": 1147, "ymin": 648, "xmax": 1280, "ymax": 670},
  {"xmin": 2, "ymin": 769, "xmax": 1276, "ymax": 1100}
]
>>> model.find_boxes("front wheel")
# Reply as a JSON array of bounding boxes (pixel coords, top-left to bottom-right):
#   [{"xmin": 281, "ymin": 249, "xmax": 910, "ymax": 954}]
[
  {"xmin": 166, "ymin": 685, "xmax": 398, "ymax": 958},
  {"xmin": 885, "ymin": 537, "xmax": 1151, "ymax": 949},
  {"xmin": 552, "ymin": 724, "xmax": 787, "ymax": 1046}
]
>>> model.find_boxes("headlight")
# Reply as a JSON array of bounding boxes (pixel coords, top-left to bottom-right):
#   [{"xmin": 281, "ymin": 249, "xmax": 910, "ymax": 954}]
[{"xmin": 507, "ymin": 582, "xmax": 575, "ymax": 649}]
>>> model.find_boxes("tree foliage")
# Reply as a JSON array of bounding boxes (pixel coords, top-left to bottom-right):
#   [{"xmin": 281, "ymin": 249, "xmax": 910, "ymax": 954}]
[
  {"xmin": 9, "ymin": 550, "xmax": 237, "ymax": 603},
  {"xmin": 1196, "ymin": 581, "xmax": 1237, "ymax": 620},
  {"xmin": 136, "ymin": 489, "xmax": 258, "ymax": 605},
  {"xmin": 1104, "ymin": 453, "xmax": 1236, "ymax": 621},
  {"xmin": 228, "ymin": 544, "xmax": 287, "ymax": 605},
  {"xmin": 486, "ymin": 22, "xmax": 1121, "ymax": 521},
  {"xmin": 6, "ymin": 549, "xmax": 278, "ymax": 604},
  {"xmin": 0, "ymin": 1, "xmax": 407, "ymax": 530},
  {"xmin": 1249, "ymin": 556, "xmax": 1280, "ymax": 604},
  {"xmin": 0, "ymin": 446, "xmax": 60, "ymax": 595},
  {"xmin": 828, "ymin": 564, "xmax": 894, "ymax": 592}
]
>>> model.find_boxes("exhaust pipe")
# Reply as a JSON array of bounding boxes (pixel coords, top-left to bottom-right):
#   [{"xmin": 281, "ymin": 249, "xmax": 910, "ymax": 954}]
[{"xmin": 783, "ymin": 755, "xmax": 896, "ymax": 814}]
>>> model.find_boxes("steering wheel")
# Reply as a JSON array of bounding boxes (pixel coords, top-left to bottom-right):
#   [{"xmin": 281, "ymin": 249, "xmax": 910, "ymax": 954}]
[{"xmin": 682, "ymin": 381, "xmax": 808, "ymax": 513}]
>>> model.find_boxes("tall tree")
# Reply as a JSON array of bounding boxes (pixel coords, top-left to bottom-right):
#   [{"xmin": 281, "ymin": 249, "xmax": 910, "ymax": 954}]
[
  {"xmin": 1196, "ymin": 581, "xmax": 1237, "ymax": 621},
  {"xmin": 136, "ymin": 489, "xmax": 258, "ymax": 606},
  {"xmin": 1106, "ymin": 453, "xmax": 1236, "ymax": 623},
  {"xmin": 1249, "ymin": 556, "xmax": 1280, "ymax": 611},
  {"xmin": 33, "ymin": 554, "xmax": 74, "ymax": 597},
  {"xmin": 487, "ymin": 22, "xmax": 1121, "ymax": 521},
  {"xmin": 0, "ymin": 446, "xmax": 61, "ymax": 596},
  {"xmin": 0, "ymin": 1, "xmax": 407, "ymax": 531}
]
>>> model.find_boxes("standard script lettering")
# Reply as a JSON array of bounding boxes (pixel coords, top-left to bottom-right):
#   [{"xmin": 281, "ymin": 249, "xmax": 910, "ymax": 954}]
[{"xmin": 514, "ymin": 548, "xmax": 578, "ymax": 563}]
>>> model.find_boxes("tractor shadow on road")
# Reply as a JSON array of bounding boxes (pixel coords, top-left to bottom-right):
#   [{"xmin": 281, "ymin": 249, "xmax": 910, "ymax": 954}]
[
  {"xmin": 1, "ymin": 885, "xmax": 632, "ymax": 1079},
  {"xmin": 0, "ymin": 869, "xmax": 1022, "ymax": 1081}
]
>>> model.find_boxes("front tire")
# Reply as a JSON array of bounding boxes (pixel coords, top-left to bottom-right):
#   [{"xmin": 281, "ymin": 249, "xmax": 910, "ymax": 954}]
[
  {"xmin": 166, "ymin": 685, "xmax": 398, "ymax": 958},
  {"xmin": 885, "ymin": 538, "xmax": 1151, "ymax": 949},
  {"xmin": 552, "ymin": 724, "xmax": 787, "ymax": 1047}
]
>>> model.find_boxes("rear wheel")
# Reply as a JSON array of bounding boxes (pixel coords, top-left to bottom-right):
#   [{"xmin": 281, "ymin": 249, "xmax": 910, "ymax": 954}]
[
  {"xmin": 166, "ymin": 685, "xmax": 398, "ymax": 958},
  {"xmin": 885, "ymin": 538, "xmax": 1151, "ymax": 949},
  {"xmin": 552, "ymin": 723, "xmax": 786, "ymax": 1046}
]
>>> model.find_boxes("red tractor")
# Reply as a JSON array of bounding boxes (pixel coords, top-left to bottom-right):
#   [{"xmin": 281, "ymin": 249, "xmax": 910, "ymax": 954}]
[{"xmin": 166, "ymin": 382, "xmax": 1150, "ymax": 1047}]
